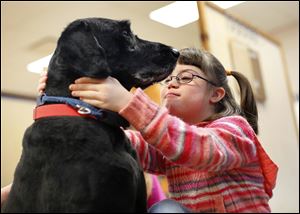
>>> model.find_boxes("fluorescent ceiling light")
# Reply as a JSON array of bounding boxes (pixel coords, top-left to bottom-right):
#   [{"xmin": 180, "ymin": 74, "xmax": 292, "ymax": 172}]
[
  {"xmin": 149, "ymin": 1, "xmax": 199, "ymax": 28},
  {"xmin": 27, "ymin": 54, "xmax": 53, "ymax": 74},
  {"xmin": 209, "ymin": 1, "xmax": 245, "ymax": 9}
]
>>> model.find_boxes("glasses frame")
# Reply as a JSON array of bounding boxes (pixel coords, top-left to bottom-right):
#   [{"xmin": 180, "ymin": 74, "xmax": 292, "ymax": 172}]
[{"xmin": 160, "ymin": 70, "xmax": 217, "ymax": 87}]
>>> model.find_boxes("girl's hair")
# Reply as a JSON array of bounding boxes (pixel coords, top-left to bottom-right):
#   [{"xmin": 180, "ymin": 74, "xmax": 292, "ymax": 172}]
[{"xmin": 178, "ymin": 48, "xmax": 258, "ymax": 134}]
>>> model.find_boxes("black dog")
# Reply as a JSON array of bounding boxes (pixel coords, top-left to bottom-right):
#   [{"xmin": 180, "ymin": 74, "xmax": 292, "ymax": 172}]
[{"xmin": 2, "ymin": 18, "xmax": 179, "ymax": 213}]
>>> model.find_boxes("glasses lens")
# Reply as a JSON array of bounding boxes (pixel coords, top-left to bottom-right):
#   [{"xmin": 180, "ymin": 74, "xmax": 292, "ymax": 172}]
[
  {"xmin": 178, "ymin": 72, "xmax": 193, "ymax": 84},
  {"xmin": 161, "ymin": 77, "xmax": 171, "ymax": 86}
]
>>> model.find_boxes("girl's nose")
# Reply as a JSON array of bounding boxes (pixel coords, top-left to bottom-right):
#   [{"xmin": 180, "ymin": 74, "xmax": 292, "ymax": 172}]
[{"xmin": 167, "ymin": 78, "xmax": 180, "ymax": 89}]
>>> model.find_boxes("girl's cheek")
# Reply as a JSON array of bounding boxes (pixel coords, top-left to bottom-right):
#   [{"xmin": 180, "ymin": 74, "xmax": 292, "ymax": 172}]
[
  {"xmin": 159, "ymin": 96, "xmax": 165, "ymax": 106},
  {"xmin": 160, "ymin": 87, "xmax": 167, "ymax": 99}
]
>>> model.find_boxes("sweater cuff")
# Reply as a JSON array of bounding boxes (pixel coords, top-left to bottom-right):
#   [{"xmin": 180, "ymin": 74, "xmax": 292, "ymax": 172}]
[{"xmin": 119, "ymin": 88, "xmax": 159, "ymax": 131}]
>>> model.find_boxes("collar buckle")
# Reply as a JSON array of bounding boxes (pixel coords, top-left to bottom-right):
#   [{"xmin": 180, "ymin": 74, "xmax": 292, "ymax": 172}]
[{"xmin": 76, "ymin": 104, "xmax": 91, "ymax": 115}]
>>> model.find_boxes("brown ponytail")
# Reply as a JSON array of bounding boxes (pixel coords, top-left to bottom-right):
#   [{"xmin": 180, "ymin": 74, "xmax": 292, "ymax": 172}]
[{"xmin": 230, "ymin": 71, "xmax": 258, "ymax": 134}]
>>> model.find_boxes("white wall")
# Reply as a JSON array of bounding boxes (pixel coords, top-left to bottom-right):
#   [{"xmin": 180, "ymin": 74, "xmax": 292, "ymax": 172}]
[{"xmin": 205, "ymin": 6, "xmax": 299, "ymax": 213}]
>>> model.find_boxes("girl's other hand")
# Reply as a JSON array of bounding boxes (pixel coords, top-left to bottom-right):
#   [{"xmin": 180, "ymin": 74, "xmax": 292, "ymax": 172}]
[
  {"xmin": 37, "ymin": 71, "xmax": 48, "ymax": 95},
  {"xmin": 1, "ymin": 183, "xmax": 12, "ymax": 207}
]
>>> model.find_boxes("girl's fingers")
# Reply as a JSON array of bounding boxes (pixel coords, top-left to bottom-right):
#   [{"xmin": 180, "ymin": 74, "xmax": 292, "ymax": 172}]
[
  {"xmin": 71, "ymin": 90, "xmax": 100, "ymax": 100},
  {"xmin": 80, "ymin": 99, "xmax": 103, "ymax": 109},
  {"xmin": 74, "ymin": 77, "xmax": 105, "ymax": 84},
  {"xmin": 69, "ymin": 83, "xmax": 100, "ymax": 91},
  {"xmin": 37, "ymin": 83, "xmax": 46, "ymax": 93}
]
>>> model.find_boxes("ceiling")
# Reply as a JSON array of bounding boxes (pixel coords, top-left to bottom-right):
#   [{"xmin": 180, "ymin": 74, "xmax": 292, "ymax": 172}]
[
  {"xmin": 227, "ymin": 1, "xmax": 299, "ymax": 32},
  {"xmin": 1, "ymin": 1, "xmax": 299, "ymax": 98}
]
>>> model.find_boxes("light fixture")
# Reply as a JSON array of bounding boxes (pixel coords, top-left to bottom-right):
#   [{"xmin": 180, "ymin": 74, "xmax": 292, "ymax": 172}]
[
  {"xmin": 149, "ymin": 1, "xmax": 199, "ymax": 28},
  {"xmin": 149, "ymin": 1, "xmax": 246, "ymax": 28},
  {"xmin": 209, "ymin": 1, "xmax": 245, "ymax": 9},
  {"xmin": 27, "ymin": 54, "xmax": 53, "ymax": 74}
]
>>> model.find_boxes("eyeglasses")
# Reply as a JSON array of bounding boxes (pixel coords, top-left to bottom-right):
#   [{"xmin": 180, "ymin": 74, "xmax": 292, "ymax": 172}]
[{"xmin": 160, "ymin": 70, "xmax": 217, "ymax": 86}]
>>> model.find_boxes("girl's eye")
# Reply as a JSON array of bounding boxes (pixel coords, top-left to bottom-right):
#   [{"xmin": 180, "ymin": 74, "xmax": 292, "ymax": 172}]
[{"xmin": 180, "ymin": 76, "xmax": 193, "ymax": 82}]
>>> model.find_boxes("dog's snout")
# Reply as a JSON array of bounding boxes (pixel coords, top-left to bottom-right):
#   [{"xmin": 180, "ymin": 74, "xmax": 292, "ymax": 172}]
[{"xmin": 171, "ymin": 48, "xmax": 180, "ymax": 58}]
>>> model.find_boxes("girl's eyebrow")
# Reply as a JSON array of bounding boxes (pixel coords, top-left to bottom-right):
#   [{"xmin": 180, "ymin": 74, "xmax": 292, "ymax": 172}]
[
  {"xmin": 178, "ymin": 69, "xmax": 200, "ymax": 75},
  {"xmin": 169, "ymin": 69, "xmax": 201, "ymax": 77}
]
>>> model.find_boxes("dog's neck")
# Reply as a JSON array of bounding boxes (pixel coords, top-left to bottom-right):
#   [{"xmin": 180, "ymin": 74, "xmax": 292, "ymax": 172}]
[
  {"xmin": 45, "ymin": 70, "xmax": 134, "ymax": 97},
  {"xmin": 44, "ymin": 69, "xmax": 77, "ymax": 97},
  {"xmin": 111, "ymin": 72, "xmax": 135, "ymax": 91},
  {"xmin": 45, "ymin": 61, "xmax": 134, "ymax": 96}
]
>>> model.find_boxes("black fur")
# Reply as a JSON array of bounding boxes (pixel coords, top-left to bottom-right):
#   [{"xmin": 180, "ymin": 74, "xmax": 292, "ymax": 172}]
[{"xmin": 2, "ymin": 18, "xmax": 178, "ymax": 213}]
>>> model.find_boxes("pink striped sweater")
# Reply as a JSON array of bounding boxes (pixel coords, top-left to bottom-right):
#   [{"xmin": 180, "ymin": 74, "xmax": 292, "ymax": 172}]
[{"xmin": 120, "ymin": 88, "xmax": 278, "ymax": 213}]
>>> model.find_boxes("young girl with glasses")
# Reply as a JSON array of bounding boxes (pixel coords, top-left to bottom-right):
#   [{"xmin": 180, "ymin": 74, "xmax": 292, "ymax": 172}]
[{"xmin": 2, "ymin": 48, "xmax": 278, "ymax": 213}]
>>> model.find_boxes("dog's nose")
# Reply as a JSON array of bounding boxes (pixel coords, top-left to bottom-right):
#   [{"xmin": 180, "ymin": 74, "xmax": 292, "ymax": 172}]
[{"xmin": 171, "ymin": 48, "xmax": 180, "ymax": 58}]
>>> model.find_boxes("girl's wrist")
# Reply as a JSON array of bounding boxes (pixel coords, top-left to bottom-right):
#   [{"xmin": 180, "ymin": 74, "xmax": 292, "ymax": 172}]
[
  {"xmin": 119, "ymin": 88, "xmax": 159, "ymax": 131},
  {"xmin": 117, "ymin": 91, "xmax": 134, "ymax": 113}
]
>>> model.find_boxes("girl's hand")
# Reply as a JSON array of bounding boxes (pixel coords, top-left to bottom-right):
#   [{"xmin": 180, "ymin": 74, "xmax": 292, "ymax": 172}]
[
  {"xmin": 1, "ymin": 183, "xmax": 12, "ymax": 207},
  {"xmin": 37, "ymin": 71, "xmax": 48, "ymax": 94},
  {"xmin": 69, "ymin": 77, "xmax": 133, "ymax": 112}
]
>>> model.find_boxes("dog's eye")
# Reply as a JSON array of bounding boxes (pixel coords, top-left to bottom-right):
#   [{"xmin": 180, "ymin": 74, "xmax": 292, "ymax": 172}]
[
  {"xmin": 122, "ymin": 31, "xmax": 137, "ymax": 52},
  {"xmin": 122, "ymin": 31, "xmax": 131, "ymax": 38}
]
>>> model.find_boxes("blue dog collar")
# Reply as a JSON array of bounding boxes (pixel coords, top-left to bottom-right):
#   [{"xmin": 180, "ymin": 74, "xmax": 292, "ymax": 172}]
[
  {"xmin": 36, "ymin": 94, "xmax": 129, "ymax": 128},
  {"xmin": 37, "ymin": 93, "xmax": 105, "ymax": 120}
]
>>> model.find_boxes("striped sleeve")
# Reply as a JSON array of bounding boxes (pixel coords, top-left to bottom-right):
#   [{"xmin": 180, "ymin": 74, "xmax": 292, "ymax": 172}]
[
  {"xmin": 124, "ymin": 129, "xmax": 166, "ymax": 174},
  {"xmin": 120, "ymin": 88, "xmax": 258, "ymax": 171}
]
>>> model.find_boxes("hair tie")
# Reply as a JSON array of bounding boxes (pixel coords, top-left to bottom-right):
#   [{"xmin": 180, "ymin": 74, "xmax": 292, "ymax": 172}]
[{"xmin": 226, "ymin": 70, "xmax": 232, "ymax": 76}]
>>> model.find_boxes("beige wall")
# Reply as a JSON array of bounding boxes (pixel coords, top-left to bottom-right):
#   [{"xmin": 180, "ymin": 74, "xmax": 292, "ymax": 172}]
[
  {"xmin": 205, "ymin": 5, "xmax": 299, "ymax": 212},
  {"xmin": 271, "ymin": 22, "xmax": 299, "ymax": 129},
  {"xmin": 271, "ymin": 22, "xmax": 299, "ymax": 96},
  {"xmin": 1, "ymin": 97, "xmax": 36, "ymax": 186}
]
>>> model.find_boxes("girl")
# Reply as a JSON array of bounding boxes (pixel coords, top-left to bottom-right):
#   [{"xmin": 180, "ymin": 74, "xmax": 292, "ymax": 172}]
[{"xmin": 3, "ymin": 48, "xmax": 278, "ymax": 213}]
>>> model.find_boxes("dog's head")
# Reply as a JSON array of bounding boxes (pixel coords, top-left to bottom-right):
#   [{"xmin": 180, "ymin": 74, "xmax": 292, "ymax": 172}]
[{"xmin": 46, "ymin": 17, "xmax": 179, "ymax": 95}]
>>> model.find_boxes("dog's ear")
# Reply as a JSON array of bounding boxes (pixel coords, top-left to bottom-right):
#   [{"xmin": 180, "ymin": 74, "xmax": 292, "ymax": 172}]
[
  {"xmin": 58, "ymin": 20, "xmax": 111, "ymax": 78},
  {"xmin": 119, "ymin": 20, "xmax": 131, "ymax": 28}
]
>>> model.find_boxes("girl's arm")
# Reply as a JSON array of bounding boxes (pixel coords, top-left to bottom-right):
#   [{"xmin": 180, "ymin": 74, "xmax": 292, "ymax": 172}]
[
  {"xmin": 120, "ymin": 88, "xmax": 258, "ymax": 171},
  {"xmin": 125, "ymin": 129, "xmax": 166, "ymax": 174}
]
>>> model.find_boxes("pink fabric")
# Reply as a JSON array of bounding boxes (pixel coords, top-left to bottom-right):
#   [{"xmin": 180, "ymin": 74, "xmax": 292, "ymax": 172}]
[{"xmin": 147, "ymin": 175, "xmax": 166, "ymax": 209}]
